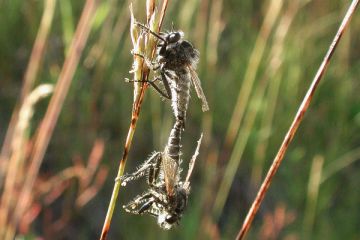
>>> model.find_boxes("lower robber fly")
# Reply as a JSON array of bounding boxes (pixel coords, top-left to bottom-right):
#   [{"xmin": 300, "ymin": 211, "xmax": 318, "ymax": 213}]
[{"xmin": 118, "ymin": 133, "xmax": 203, "ymax": 230}]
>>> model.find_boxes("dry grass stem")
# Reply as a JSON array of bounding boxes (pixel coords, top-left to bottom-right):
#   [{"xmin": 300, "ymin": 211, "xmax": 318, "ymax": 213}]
[
  {"xmin": 0, "ymin": 84, "xmax": 53, "ymax": 239},
  {"xmin": 212, "ymin": 0, "xmax": 286, "ymax": 221},
  {"xmin": 224, "ymin": 0, "xmax": 283, "ymax": 148},
  {"xmin": 303, "ymin": 155, "xmax": 324, "ymax": 237},
  {"xmin": 7, "ymin": 1, "xmax": 100, "ymax": 239},
  {"xmin": 237, "ymin": 1, "xmax": 359, "ymax": 239},
  {"xmin": 0, "ymin": 0, "xmax": 56, "ymax": 180},
  {"xmin": 99, "ymin": 1, "xmax": 169, "ymax": 239}
]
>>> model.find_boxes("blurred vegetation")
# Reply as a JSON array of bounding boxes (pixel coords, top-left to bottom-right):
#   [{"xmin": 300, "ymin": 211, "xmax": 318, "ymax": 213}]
[{"xmin": 0, "ymin": 0, "xmax": 360, "ymax": 239}]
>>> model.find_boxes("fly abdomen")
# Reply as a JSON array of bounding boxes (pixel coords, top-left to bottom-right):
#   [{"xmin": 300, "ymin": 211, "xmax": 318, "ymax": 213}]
[
  {"xmin": 170, "ymin": 69, "xmax": 191, "ymax": 128},
  {"xmin": 165, "ymin": 120, "xmax": 183, "ymax": 163}
]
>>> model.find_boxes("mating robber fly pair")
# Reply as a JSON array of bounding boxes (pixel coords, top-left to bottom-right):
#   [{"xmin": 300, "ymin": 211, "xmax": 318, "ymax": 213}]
[{"xmin": 119, "ymin": 21, "xmax": 208, "ymax": 230}]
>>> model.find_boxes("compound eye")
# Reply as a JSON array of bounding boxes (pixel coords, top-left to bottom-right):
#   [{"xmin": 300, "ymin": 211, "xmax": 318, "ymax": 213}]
[
  {"xmin": 165, "ymin": 214, "xmax": 178, "ymax": 224},
  {"xmin": 167, "ymin": 32, "xmax": 181, "ymax": 43}
]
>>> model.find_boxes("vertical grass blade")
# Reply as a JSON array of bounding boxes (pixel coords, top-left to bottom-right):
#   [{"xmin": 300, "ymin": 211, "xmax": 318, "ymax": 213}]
[
  {"xmin": 99, "ymin": 1, "xmax": 169, "ymax": 239},
  {"xmin": 9, "ymin": 1, "xmax": 99, "ymax": 239},
  {"xmin": 236, "ymin": 1, "xmax": 359, "ymax": 239}
]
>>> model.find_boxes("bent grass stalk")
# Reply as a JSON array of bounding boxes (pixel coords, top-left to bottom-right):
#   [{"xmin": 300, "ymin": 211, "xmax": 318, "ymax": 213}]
[
  {"xmin": 0, "ymin": 85, "xmax": 54, "ymax": 239},
  {"xmin": 99, "ymin": 1, "xmax": 169, "ymax": 239},
  {"xmin": 8, "ymin": 1, "xmax": 99, "ymax": 239},
  {"xmin": 237, "ymin": 1, "xmax": 359, "ymax": 239},
  {"xmin": 223, "ymin": 0, "xmax": 283, "ymax": 149},
  {"xmin": 0, "ymin": 0, "xmax": 56, "ymax": 181},
  {"xmin": 212, "ymin": 0, "xmax": 284, "ymax": 221},
  {"xmin": 0, "ymin": 0, "xmax": 56, "ymax": 236}
]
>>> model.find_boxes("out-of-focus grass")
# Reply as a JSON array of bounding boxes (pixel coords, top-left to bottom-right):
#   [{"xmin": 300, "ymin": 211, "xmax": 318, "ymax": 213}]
[{"xmin": 0, "ymin": 0, "xmax": 360, "ymax": 239}]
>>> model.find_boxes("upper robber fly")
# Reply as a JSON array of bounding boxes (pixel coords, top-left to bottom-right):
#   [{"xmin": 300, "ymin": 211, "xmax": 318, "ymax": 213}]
[{"xmin": 131, "ymin": 22, "xmax": 209, "ymax": 127}]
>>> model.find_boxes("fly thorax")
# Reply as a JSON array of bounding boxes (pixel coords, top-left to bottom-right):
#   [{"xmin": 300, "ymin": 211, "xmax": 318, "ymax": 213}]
[{"xmin": 174, "ymin": 187, "xmax": 188, "ymax": 213}]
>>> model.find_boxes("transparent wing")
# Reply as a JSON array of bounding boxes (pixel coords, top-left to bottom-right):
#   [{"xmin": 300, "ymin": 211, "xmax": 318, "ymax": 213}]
[
  {"xmin": 162, "ymin": 154, "xmax": 178, "ymax": 197},
  {"xmin": 184, "ymin": 134, "xmax": 203, "ymax": 190},
  {"xmin": 188, "ymin": 66, "xmax": 209, "ymax": 112}
]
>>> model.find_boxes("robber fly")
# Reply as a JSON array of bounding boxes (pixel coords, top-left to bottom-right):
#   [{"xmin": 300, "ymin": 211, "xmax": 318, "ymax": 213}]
[
  {"xmin": 119, "ymin": 134, "xmax": 203, "ymax": 230},
  {"xmin": 130, "ymin": 22, "xmax": 209, "ymax": 129}
]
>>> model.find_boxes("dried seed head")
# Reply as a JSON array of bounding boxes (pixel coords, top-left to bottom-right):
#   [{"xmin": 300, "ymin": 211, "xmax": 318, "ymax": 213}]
[
  {"xmin": 132, "ymin": 33, "xmax": 146, "ymax": 100},
  {"xmin": 145, "ymin": 8, "xmax": 160, "ymax": 57},
  {"xmin": 129, "ymin": 4, "xmax": 140, "ymax": 46},
  {"xmin": 146, "ymin": 0, "xmax": 156, "ymax": 22}
]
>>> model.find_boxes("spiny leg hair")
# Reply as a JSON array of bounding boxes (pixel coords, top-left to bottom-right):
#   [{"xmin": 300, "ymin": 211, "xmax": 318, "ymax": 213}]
[{"xmin": 117, "ymin": 152, "xmax": 162, "ymax": 186}]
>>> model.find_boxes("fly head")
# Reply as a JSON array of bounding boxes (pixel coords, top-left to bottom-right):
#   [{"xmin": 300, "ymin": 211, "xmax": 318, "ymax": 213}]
[{"xmin": 157, "ymin": 186, "xmax": 188, "ymax": 230}]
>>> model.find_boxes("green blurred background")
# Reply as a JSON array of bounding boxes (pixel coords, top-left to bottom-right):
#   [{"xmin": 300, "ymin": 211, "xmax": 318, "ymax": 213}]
[{"xmin": 1, "ymin": 0, "xmax": 360, "ymax": 239}]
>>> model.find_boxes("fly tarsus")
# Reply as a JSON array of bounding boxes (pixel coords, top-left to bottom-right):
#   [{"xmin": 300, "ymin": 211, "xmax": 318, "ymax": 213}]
[{"xmin": 131, "ymin": 50, "xmax": 160, "ymax": 71}]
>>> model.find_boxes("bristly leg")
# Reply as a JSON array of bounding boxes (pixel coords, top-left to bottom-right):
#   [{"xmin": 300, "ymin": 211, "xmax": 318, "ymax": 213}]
[
  {"xmin": 123, "ymin": 191, "xmax": 155, "ymax": 214},
  {"xmin": 130, "ymin": 50, "xmax": 172, "ymax": 99},
  {"xmin": 116, "ymin": 152, "xmax": 162, "ymax": 186},
  {"xmin": 123, "ymin": 187, "xmax": 168, "ymax": 215},
  {"xmin": 131, "ymin": 50, "xmax": 161, "ymax": 71},
  {"xmin": 125, "ymin": 77, "xmax": 171, "ymax": 99}
]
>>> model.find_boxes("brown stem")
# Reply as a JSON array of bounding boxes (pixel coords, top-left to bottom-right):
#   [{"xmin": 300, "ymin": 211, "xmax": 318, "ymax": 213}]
[
  {"xmin": 237, "ymin": 0, "xmax": 359, "ymax": 239},
  {"xmin": 0, "ymin": 0, "xmax": 56, "ymax": 180},
  {"xmin": 8, "ymin": 1, "xmax": 99, "ymax": 239},
  {"xmin": 99, "ymin": 1, "xmax": 169, "ymax": 239}
]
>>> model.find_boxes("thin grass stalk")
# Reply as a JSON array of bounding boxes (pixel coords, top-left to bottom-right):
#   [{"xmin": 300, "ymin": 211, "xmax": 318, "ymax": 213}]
[
  {"xmin": 109, "ymin": 0, "xmax": 133, "ymax": 48},
  {"xmin": 84, "ymin": 0, "xmax": 118, "ymax": 67},
  {"xmin": 237, "ymin": 1, "xmax": 359, "ymax": 238},
  {"xmin": 303, "ymin": 155, "xmax": 324, "ymax": 238},
  {"xmin": 0, "ymin": 85, "xmax": 53, "ymax": 240},
  {"xmin": 223, "ymin": 0, "xmax": 283, "ymax": 148},
  {"xmin": 251, "ymin": 1, "xmax": 300, "ymax": 185},
  {"xmin": 7, "ymin": 1, "xmax": 99, "ymax": 239},
  {"xmin": 321, "ymin": 147, "xmax": 360, "ymax": 183},
  {"xmin": 212, "ymin": 66, "xmax": 270, "ymax": 221},
  {"xmin": 251, "ymin": 72, "xmax": 282, "ymax": 185},
  {"xmin": 99, "ymin": 1, "xmax": 169, "ymax": 239},
  {"xmin": 202, "ymin": 0, "xmax": 224, "ymax": 145},
  {"xmin": 212, "ymin": 1, "xmax": 299, "ymax": 221},
  {"xmin": 194, "ymin": 1, "xmax": 224, "ymax": 233},
  {"xmin": 0, "ymin": 0, "xmax": 56, "ymax": 181},
  {"xmin": 85, "ymin": 0, "xmax": 131, "ymax": 132},
  {"xmin": 59, "ymin": 0, "xmax": 74, "ymax": 56},
  {"xmin": 20, "ymin": 0, "xmax": 57, "ymax": 101}
]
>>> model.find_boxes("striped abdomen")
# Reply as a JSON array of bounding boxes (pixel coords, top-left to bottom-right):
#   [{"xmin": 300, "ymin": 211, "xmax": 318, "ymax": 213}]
[
  {"xmin": 169, "ymin": 68, "xmax": 191, "ymax": 129},
  {"xmin": 165, "ymin": 119, "xmax": 183, "ymax": 163}
]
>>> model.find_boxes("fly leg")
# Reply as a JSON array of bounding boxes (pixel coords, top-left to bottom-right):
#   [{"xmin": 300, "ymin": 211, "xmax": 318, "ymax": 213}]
[
  {"xmin": 123, "ymin": 191, "xmax": 155, "ymax": 214},
  {"xmin": 123, "ymin": 187, "xmax": 167, "ymax": 215},
  {"xmin": 131, "ymin": 50, "xmax": 160, "ymax": 71},
  {"xmin": 116, "ymin": 152, "xmax": 162, "ymax": 186},
  {"xmin": 125, "ymin": 76, "xmax": 171, "ymax": 99},
  {"xmin": 147, "ymin": 152, "xmax": 162, "ymax": 187},
  {"xmin": 129, "ymin": 51, "xmax": 172, "ymax": 99}
]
